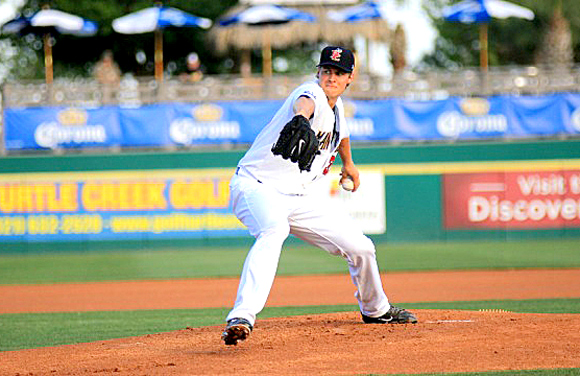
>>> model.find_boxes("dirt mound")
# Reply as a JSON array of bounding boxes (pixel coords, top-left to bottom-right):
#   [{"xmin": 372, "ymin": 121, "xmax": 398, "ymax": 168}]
[{"xmin": 1, "ymin": 310, "xmax": 579, "ymax": 375}]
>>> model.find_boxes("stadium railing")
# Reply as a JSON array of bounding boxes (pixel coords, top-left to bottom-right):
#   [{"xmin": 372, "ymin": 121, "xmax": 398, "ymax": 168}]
[{"xmin": 2, "ymin": 64, "xmax": 580, "ymax": 109}]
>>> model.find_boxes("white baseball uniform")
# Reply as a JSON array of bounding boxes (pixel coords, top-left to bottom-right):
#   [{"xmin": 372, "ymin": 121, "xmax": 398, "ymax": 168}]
[{"xmin": 226, "ymin": 80, "xmax": 390, "ymax": 325}]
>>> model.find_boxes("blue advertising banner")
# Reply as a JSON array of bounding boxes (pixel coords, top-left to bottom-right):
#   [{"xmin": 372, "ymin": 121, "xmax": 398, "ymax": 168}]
[
  {"xmin": 4, "ymin": 93, "xmax": 580, "ymax": 150},
  {"xmin": 118, "ymin": 104, "xmax": 174, "ymax": 147},
  {"xmin": 563, "ymin": 92, "xmax": 580, "ymax": 135},
  {"xmin": 168, "ymin": 101, "xmax": 281, "ymax": 145},
  {"xmin": 4, "ymin": 106, "xmax": 123, "ymax": 150}
]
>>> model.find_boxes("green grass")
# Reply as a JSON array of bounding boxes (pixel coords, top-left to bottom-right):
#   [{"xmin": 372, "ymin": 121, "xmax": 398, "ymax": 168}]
[
  {"xmin": 0, "ymin": 238, "xmax": 579, "ymax": 284},
  {"xmin": 389, "ymin": 369, "xmax": 580, "ymax": 376},
  {"xmin": 1, "ymin": 299, "xmax": 579, "ymax": 351},
  {"xmin": 1, "ymin": 238, "xmax": 579, "ymax": 376}
]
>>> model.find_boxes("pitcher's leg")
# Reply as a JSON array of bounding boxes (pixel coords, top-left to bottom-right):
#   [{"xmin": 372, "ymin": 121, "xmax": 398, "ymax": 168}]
[
  {"xmin": 226, "ymin": 175, "xmax": 291, "ymax": 325},
  {"xmin": 289, "ymin": 201, "xmax": 390, "ymax": 317},
  {"xmin": 226, "ymin": 226, "xmax": 288, "ymax": 324}
]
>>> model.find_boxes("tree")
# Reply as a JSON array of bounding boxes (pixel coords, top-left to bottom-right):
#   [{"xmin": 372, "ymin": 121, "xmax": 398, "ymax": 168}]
[
  {"xmin": 419, "ymin": 0, "xmax": 580, "ymax": 69},
  {"xmin": 535, "ymin": 3, "xmax": 573, "ymax": 67},
  {"xmin": 1, "ymin": 0, "xmax": 238, "ymax": 81},
  {"xmin": 390, "ymin": 23, "xmax": 407, "ymax": 73}
]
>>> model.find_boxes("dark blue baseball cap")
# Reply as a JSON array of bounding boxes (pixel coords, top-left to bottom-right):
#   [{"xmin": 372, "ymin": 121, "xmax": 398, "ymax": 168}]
[{"xmin": 317, "ymin": 46, "xmax": 355, "ymax": 73}]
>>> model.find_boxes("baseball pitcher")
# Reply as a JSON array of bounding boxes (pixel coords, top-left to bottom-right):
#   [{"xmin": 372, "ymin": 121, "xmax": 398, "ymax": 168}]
[{"xmin": 222, "ymin": 46, "xmax": 417, "ymax": 346}]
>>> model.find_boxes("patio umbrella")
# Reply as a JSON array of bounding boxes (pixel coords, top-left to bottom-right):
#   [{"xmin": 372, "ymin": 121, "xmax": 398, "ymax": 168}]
[
  {"xmin": 112, "ymin": 5, "xmax": 212, "ymax": 81},
  {"xmin": 2, "ymin": 8, "xmax": 98, "ymax": 84},
  {"xmin": 327, "ymin": 1, "xmax": 385, "ymax": 23},
  {"xmin": 327, "ymin": 1, "xmax": 388, "ymax": 72},
  {"xmin": 442, "ymin": 0, "xmax": 534, "ymax": 71},
  {"xmin": 218, "ymin": 5, "xmax": 316, "ymax": 77}
]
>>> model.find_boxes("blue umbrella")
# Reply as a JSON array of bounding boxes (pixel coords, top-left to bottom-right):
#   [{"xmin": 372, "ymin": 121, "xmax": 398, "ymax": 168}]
[
  {"xmin": 442, "ymin": 0, "xmax": 534, "ymax": 70},
  {"xmin": 327, "ymin": 1, "xmax": 385, "ymax": 23},
  {"xmin": 113, "ymin": 5, "xmax": 212, "ymax": 81},
  {"xmin": 2, "ymin": 8, "xmax": 98, "ymax": 83},
  {"xmin": 218, "ymin": 5, "xmax": 316, "ymax": 77},
  {"xmin": 219, "ymin": 5, "xmax": 315, "ymax": 26},
  {"xmin": 326, "ymin": 1, "xmax": 389, "ymax": 73}
]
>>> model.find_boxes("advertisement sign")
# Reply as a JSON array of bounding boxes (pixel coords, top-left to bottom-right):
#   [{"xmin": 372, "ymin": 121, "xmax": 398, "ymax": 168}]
[
  {"xmin": 4, "ymin": 107, "xmax": 123, "ymax": 150},
  {"xmin": 170, "ymin": 103, "xmax": 241, "ymax": 145},
  {"xmin": 0, "ymin": 168, "xmax": 386, "ymax": 242},
  {"xmin": 443, "ymin": 170, "xmax": 580, "ymax": 229},
  {"xmin": 435, "ymin": 97, "xmax": 508, "ymax": 139},
  {"xmin": 0, "ymin": 170, "xmax": 246, "ymax": 242},
  {"xmin": 5, "ymin": 93, "xmax": 580, "ymax": 150},
  {"xmin": 321, "ymin": 170, "xmax": 386, "ymax": 234}
]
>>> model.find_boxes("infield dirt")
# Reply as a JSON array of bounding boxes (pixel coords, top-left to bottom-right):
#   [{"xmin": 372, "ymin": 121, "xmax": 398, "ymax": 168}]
[{"xmin": 1, "ymin": 269, "xmax": 580, "ymax": 375}]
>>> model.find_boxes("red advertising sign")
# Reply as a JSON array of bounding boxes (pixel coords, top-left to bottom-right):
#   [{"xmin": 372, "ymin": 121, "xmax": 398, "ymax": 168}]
[{"xmin": 443, "ymin": 170, "xmax": 580, "ymax": 229}]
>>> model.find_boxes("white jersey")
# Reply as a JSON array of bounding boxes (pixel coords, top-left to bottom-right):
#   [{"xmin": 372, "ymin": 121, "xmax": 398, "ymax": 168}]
[{"xmin": 237, "ymin": 80, "xmax": 350, "ymax": 195}]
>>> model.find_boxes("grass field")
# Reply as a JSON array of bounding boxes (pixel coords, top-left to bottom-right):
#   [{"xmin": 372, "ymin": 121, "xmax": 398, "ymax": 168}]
[
  {"xmin": 1, "ymin": 238, "xmax": 579, "ymax": 284},
  {"xmin": 1, "ymin": 299, "xmax": 579, "ymax": 352},
  {"xmin": 1, "ymin": 238, "xmax": 579, "ymax": 375}
]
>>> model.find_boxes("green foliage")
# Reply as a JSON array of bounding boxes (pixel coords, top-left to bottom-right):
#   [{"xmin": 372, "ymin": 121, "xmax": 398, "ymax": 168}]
[
  {"xmin": 1, "ymin": 0, "xmax": 238, "ymax": 80},
  {"xmin": 420, "ymin": 0, "xmax": 580, "ymax": 69},
  {"xmin": 407, "ymin": 299, "xmax": 580, "ymax": 314},
  {"xmin": 392, "ymin": 368, "xmax": 580, "ymax": 376}
]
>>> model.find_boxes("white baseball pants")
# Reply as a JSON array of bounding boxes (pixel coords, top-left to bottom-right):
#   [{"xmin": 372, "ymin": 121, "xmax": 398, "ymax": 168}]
[{"xmin": 226, "ymin": 174, "xmax": 390, "ymax": 325}]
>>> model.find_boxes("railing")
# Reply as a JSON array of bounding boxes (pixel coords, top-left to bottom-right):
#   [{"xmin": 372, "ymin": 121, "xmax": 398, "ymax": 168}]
[{"xmin": 2, "ymin": 64, "xmax": 580, "ymax": 109}]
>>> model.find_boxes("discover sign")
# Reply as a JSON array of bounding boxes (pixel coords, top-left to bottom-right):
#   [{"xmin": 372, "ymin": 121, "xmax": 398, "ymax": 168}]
[{"xmin": 443, "ymin": 170, "xmax": 580, "ymax": 229}]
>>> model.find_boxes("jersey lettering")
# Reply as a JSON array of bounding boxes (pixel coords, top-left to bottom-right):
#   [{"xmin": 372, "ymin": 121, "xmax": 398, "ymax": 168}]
[
  {"xmin": 323, "ymin": 155, "xmax": 336, "ymax": 175},
  {"xmin": 317, "ymin": 131, "xmax": 332, "ymax": 151}
]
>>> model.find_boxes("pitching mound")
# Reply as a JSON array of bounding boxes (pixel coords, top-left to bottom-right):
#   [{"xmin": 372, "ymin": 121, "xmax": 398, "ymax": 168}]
[{"xmin": 1, "ymin": 310, "xmax": 579, "ymax": 375}]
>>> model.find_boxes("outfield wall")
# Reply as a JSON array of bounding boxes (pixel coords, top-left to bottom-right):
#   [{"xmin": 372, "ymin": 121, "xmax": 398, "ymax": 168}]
[{"xmin": 1, "ymin": 138, "xmax": 580, "ymax": 251}]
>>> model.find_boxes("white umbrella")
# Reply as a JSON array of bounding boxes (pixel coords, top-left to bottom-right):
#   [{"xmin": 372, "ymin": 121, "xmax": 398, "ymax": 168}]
[
  {"xmin": 112, "ymin": 5, "xmax": 212, "ymax": 81},
  {"xmin": 442, "ymin": 0, "xmax": 534, "ymax": 71},
  {"xmin": 218, "ymin": 5, "xmax": 316, "ymax": 77},
  {"xmin": 2, "ymin": 8, "xmax": 98, "ymax": 84}
]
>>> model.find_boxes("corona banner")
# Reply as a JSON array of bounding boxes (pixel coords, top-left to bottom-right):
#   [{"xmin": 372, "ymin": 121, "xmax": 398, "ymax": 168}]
[{"xmin": 5, "ymin": 93, "xmax": 580, "ymax": 150}]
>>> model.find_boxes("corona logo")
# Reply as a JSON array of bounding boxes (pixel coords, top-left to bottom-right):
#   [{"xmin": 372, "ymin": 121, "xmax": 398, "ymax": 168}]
[
  {"xmin": 438, "ymin": 97, "xmax": 507, "ymax": 138},
  {"xmin": 35, "ymin": 108, "xmax": 106, "ymax": 148},
  {"xmin": 170, "ymin": 104, "xmax": 239, "ymax": 144},
  {"xmin": 57, "ymin": 108, "xmax": 88, "ymax": 126},
  {"xmin": 460, "ymin": 98, "xmax": 490, "ymax": 116},
  {"xmin": 192, "ymin": 104, "xmax": 223, "ymax": 122},
  {"xmin": 343, "ymin": 100, "xmax": 356, "ymax": 118}
]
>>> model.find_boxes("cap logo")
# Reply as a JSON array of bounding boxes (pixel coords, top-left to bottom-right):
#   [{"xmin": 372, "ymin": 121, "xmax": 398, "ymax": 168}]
[{"xmin": 330, "ymin": 48, "xmax": 342, "ymax": 62}]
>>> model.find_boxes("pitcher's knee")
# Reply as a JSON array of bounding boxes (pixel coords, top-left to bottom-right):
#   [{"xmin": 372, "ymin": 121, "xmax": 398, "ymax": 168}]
[
  {"xmin": 346, "ymin": 236, "xmax": 376, "ymax": 259},
  {"xmin": 256, "ymin": 223, "xmax": 290, "ymax": 242}
]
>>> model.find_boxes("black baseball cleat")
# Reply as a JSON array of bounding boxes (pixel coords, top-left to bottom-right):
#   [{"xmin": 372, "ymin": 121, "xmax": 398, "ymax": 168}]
[
  {"xmin": 362, "ymin": 306, "xmax": 418, "ymax": 324},
  {"xmin": 221, "ymin": 317, "xmax": 253, "ymax": 345}
]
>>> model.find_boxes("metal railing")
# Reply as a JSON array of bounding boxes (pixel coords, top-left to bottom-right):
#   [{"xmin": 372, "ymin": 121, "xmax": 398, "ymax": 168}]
[{"xmin": 2, "ymin": 65, "xmax": 580, "ymax": 109}]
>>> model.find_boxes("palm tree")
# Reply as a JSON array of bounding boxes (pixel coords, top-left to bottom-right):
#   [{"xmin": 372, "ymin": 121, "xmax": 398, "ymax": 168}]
[{"xmin": 535, "ymin": 1, "xmax": 573, "ymax": 68}]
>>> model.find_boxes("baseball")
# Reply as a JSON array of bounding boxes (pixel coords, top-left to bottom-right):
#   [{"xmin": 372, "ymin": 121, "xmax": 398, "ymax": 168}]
[{"xmin": 340, "ymin": 178, "xmax": 355, "ymax": 192}]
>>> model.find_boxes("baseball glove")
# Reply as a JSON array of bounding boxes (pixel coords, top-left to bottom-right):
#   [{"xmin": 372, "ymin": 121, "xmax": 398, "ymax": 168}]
[{"xmin": 271, "ymin": 115, "xmax": 320, "ymax": 172}]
